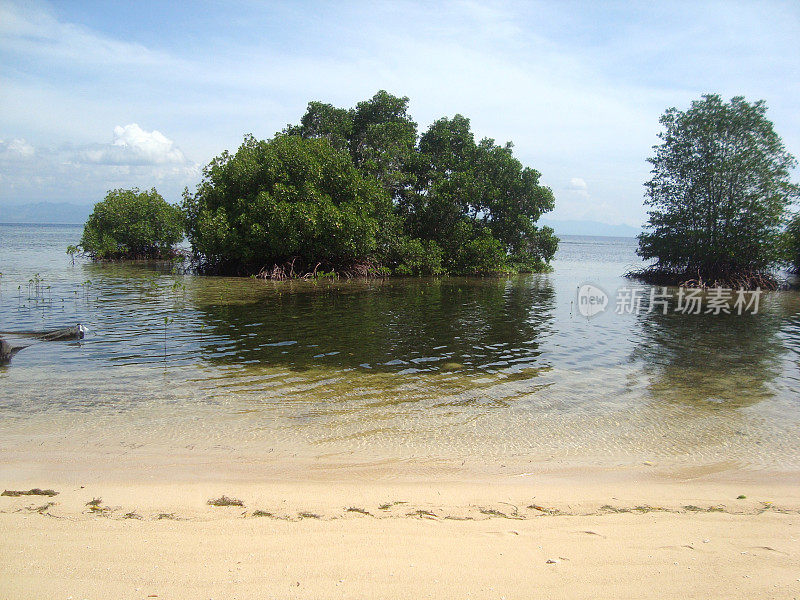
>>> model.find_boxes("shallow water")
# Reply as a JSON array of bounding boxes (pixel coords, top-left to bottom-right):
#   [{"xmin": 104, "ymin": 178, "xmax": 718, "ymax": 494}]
[{"xmin": 1, "ymin": 223, "xmax": 799, "ymax": 475}]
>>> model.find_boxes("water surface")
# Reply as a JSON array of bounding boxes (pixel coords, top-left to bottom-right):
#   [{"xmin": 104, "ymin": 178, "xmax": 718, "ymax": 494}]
[{"xmin": 1, "ymin": 224, "xmax": 799, "ymax": 477}]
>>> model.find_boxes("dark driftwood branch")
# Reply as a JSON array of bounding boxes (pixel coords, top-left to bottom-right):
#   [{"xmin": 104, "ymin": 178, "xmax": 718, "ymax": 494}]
[{"xmin": 0, "ymin": 324, "xmax": 85, "ymax": 364}]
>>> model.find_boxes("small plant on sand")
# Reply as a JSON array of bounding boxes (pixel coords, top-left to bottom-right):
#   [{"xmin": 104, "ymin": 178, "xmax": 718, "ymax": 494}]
[
  {"xmin": 85, "ymin": 497, "xmax": 110, "ymax": 515},
  {"xmin": 207, "ymin": 495, "xmax": 244, "ymax": 507}
]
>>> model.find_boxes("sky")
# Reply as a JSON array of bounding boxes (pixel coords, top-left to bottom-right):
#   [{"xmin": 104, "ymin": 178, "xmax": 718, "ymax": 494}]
[{"xmin": 1, "ymin": 0, "xmax": 798, "ymax": 227}]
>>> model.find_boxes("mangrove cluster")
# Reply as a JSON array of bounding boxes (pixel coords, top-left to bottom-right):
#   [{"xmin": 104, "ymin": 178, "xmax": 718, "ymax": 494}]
[
  {"xmin": 77, "ymin": 93, "xmax": 800, "ymax": 286},
  {"xmin": 632, "ymin": 94, "xmax": 800, "ymax": 289},
  {"xmin": 81, "ymin": 91, "xmax": 559, "ymax": 277},
  {"xmin": 183, "ymin": 91, "xmax": 558, "ymax": 276}
]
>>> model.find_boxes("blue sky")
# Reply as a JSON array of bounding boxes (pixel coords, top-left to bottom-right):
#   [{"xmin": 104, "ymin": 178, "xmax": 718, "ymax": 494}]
[{"xmin": 1, "ymin": 0, "xmax": 798, "ymax": 227}]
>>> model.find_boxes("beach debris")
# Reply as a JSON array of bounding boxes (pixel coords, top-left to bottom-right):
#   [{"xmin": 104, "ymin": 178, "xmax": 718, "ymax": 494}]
[
  {"xmin": 545, "ymin": 559, "xmax": 560, "ymax": 564},
  {"xmin": 528, "ymin": 504, "xmax": 562, "ymax": 515},
  {"xmin": 2, "ymin": 488, "xmax": 58, "ymax": 497},
  {"xmin": 207, "ymin": 495, "xmax": 244, "ymax": 507},
  {"xmin": 156, "ymin": 513, "xmax": 178, "ymax": 520},
  {"xmin": 750, "ymin": 546, "xmax": 788, "ymax": 555},
  {"xmin": 478, "ymin": 507, "xmax": 523, "ymax": 520},
  {"xmin": 298, "ymin": 511, "xmax": 322, "ymax": 519},
  {"xmin": 737, "ymin": 495, "xmax": 747, "ymax": 499},
  {"xmin": 407, "ymin": 509, "xmax": 437, "ymax": 519},
  {"xmin": 123, "ymin": 511, "xmax": 143, "ymax": 520},
  {"xmin": 582, "ymin": 530, "xmax": 605, "ymax": 538},
  {"xmin": 251, "ymin": 510, "xmax": 275, "ymax": 518},
  {"xmin": 26, "ymin": 502, "xmax": 56, "ymax": 514},
  {"xmin": 345, "ymin": 506, "xmax": 372, "ymax": 516},
  {"xmin": 379, "ymin": 501, "xmax": 407, "ymax": 510}
]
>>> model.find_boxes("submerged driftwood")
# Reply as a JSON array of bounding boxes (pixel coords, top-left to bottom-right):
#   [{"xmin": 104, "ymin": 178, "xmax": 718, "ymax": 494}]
[
  {"xmin": 0, "ymin": 324, "xmax": 86, "ymax": 341},
  {"xmin": 0, "ymin": 324, "xmax": 85, "ymax": 364},
  {"xmin": 0, "ymin": 338, "xmax": 27, "ymax": 364}
]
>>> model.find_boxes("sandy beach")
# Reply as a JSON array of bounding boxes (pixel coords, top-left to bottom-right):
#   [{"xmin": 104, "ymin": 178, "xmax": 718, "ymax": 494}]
[{"xmin": 2, "ymin": 462, "xmax": 799, "ymax": 600}]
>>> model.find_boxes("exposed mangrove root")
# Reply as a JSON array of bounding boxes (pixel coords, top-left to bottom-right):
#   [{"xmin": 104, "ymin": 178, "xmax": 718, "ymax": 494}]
[
  {"xmin": 626, "ymin": 265, "xmax": 783, "ymax": 291},
  {"xmin": 253, "ymin": 257, "xmax": 386, "ymax": 280}
]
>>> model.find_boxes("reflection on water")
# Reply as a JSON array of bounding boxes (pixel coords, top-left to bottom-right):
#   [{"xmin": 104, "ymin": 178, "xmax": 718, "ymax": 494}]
[
  {"xmin": 1, "ymin": 225, "xmax": 799, "ymax": 471},
  {"xmin": 193, "ymin": 277, "xmax": 556, "ymax": 374},
  {"xmin": 631, "ymin": 301, "xmax": 786, "ymax": 408}
]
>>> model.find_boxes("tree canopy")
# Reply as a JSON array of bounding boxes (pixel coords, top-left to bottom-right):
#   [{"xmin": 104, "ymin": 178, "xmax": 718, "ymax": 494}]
[
  {"xmin": 635, "ymin": 94, "xmax": 799, "ymax": 288},
  {"xmin": 269, "ymin": 91, "xmax": 557, "ymax": 277},
  {"xmin": 80, "ymin": 187, "xmax": 184, "ymax": 260},
  {"xmin": 788, "ymin": 212, "xmax": 800, "ymax": 275},
  {"xmin": 183, "ymin": 134, "xmax": 394, "ymax": 276}
]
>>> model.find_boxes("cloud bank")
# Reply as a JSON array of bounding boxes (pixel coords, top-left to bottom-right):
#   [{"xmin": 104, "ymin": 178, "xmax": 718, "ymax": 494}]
[
  {"xmin": 1, "ymin": 0, "xmax": 798, "ymax": 225},
  {"xmin": 0, "ymin": 124, "xmax": 198, "ymax": 204}
]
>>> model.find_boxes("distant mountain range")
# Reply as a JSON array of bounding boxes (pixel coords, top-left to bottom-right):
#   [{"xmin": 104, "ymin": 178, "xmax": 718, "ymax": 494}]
[
  {"xmin": 0, "ymin": 202, "xmax": 641, "ymax": 238},
  {"xmin": 538, "ymin": 218, "xmax": 640, "ymax": 237}
]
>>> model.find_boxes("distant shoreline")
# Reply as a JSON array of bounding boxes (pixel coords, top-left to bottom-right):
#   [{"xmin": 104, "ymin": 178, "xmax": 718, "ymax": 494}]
[{"xmin": 0, "ymin": 221, "xmax": 638, "ymax": 241}]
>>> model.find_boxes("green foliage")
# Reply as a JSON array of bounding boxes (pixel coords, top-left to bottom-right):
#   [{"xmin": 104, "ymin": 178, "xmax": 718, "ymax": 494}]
[
  {"xmin": 636, "ymin": 94, "xmax": 799, "ymax": 284},
  {"xmin": 787, "ymin": 212, "xmax": 800, "ymax": 274},
  {"xmin": 387, "ymin": 236, "xmax": 445, "ymax": 276},
  {"xmin": 407, "ymin": 116, "xmax": 557, "ymax": 273},
  {"xmin": 189, "ymin": 92, "xmax": 557, "ymax": 277},
  {"xmin": 286, "ymin": 93, "xmax": 558, "ymax": 276},
  {"xmin": 66, "ymin": 245, "xmax": 79, "ymax": 265},
  {"xmin": 183, "ymin": 134, "xmax": 394, "ymax": 274},
  {"xmin": 287, "ymin": 91, "xmax": 418, "ymax": 202},
  {"xmin": 80, "ymin": 188, "xmax": 184, "ymax": 260}
]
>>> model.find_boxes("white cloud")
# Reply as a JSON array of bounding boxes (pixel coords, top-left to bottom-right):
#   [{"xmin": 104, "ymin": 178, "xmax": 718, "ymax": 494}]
[
  {"xmin": 0, "ymin": 125, "xmax": 199, "ymax": 203},
  {"xmin": 568, "ymin": 178, "xmax": 587, "ymax": 191},
  {"xmin": 78, "ymin": 124, "xmax": 188, "ymax": 166},
  {"xmin": 0, "ymin": 138, "xmax": 35, "ymax": 159}
]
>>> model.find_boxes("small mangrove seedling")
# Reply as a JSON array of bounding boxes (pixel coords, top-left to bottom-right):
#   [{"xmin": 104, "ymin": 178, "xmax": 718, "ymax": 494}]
[
  {"xmin": 66, "ymin": 245, "xmax": 79, "ymax": 265},
  {"xmin": 170, "ymin": 280, "xmax": 186, "ymax": 297},
  {"xmin": 163, "ymin": 315, "xmax": 173, "ymax": 359},
  {"xmin": 28, "ymin": 273, "xmax": 43, "ymax": 299}
]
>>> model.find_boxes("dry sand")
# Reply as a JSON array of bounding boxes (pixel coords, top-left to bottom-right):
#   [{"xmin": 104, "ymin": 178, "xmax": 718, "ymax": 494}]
[{"xmin": 1, "ymin": 469, "xmax": 799, "ymax": 599}]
